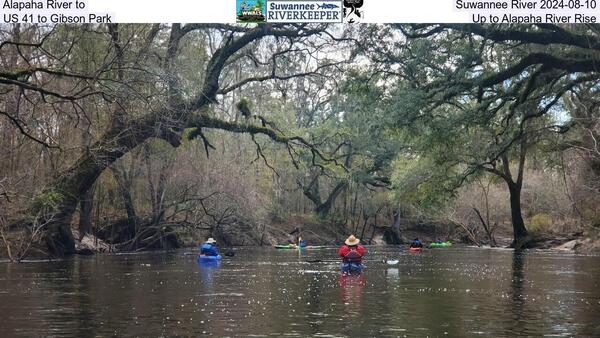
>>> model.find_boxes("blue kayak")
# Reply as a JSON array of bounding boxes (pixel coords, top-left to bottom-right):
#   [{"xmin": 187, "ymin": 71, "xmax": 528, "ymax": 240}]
[
  {"xmin": 198, "ymin": 254, "xmax": 222, "ymax": 261},
  {"xmin": 341, "ymin": 262, "xmax": 364, "ymax": 274}
]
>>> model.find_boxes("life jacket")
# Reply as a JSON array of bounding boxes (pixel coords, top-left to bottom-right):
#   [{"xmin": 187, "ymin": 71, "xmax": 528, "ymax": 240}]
[
  {"xmin": 200, "ymin": 243, "xmax": 219, "ymax": 256},
  {"xmin": 343, "ymin": 248, "xmax": 363, "ymax": 263}
]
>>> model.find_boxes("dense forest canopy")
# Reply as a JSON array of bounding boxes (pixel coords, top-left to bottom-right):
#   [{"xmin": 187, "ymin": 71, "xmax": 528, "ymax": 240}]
[{"xmin": 1, "ymin": 23, "xmax": 599, "ymax": 259}]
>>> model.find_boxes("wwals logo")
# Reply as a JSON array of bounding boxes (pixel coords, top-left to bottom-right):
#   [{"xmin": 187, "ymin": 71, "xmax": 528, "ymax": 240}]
[{"xmin": 237, "ymin": 0, "xmax": 266, "ymax": 22}]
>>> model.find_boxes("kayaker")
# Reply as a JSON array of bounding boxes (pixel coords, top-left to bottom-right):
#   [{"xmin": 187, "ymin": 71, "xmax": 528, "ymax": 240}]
[
  {"xmin": 199, "ymin": 238, "xmax": 219, "ymax": 256},
  {"xmin": 338, "ymin": 235, "xmax": 366, "ymax": 272},
  {"xmin": 410, "ymin": 238, "xmax": 423, "ymax": 248}
]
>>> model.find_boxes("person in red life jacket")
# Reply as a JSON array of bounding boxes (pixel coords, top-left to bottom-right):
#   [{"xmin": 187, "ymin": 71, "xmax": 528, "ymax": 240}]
[{"xmin": 338, "ymin": 235, "xmax": 366, "ymax": 273}]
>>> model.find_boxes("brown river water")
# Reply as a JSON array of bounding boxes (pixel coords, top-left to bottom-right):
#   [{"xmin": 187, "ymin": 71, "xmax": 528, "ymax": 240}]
[{"xmin": 1, "ymin": 246, "xmax": 600, "ymax": 337}]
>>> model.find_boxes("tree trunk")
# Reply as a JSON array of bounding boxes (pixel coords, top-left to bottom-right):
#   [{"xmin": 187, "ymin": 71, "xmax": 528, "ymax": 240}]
[
  {"xmin": 315, "ymin": 181, "xmax": 347, "ymax": 216},
  {"xmin": 508, "ymin": 182, "xmax": 529, "ymax": 248},
  {"xmin": 42, "ymin": 119, "xmax": 176, "ymax": 256},
  {"xmin": 78, "ymin": 104, "xmax": 94, "ymax": 240},
  {"xmin": 473, "ymin": 207, "xmax": 496, "ymax": 247},
  {"xmin": 392, "ymin": 207, "xmax": 401, "ymax": 233},
  {"xmin": 111, "ymin": 163, "xmax": 138, "ymax": 249},
  {"xmin": 112, "ymin": 166, "xmax": 137, "ymax": 222},
  {"xmin": 485, "ymin": 136, "xmax": 530, "ymax": 249},
  {"xmin": 78, "ymin": 187, "xmax": 94, "ymax": 240},
  {"xmin": 359, "ymin": 213, "xmax": 369, "ymax": 240},
  {"xmin": 44, "ymin": 198, "xmax": 78, "ymax": 256},
  {"xmin": 300, "ymin": 174, "xmax": 322, "ymax": 207},
  {"xmin": 144, "ymin": 145, "xmax": 171, "ymax": 226}
]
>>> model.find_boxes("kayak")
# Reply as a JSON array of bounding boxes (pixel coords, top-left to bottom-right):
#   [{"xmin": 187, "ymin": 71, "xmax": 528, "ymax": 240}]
[
  {"xmin": 274, "ymin": 244, "xmax": 300, "ymax": 249},
  {"xmin": 409, "ymin": 247, "xmax": 423, "ymax": 253},
  {"xmin": 197, "ymin": 254, "xmax": 222, "ymax": 261},
  {"xmin": 341, "ymin": 262, "xmax": 364, "ymax": 274},
  {"xmin": 429, "ymin": 242, "xmax": 452, "ymax": 248}
]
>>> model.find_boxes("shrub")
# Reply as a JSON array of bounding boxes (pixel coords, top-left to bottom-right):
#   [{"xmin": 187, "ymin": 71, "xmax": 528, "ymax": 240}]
[
  {"xmin": 529, "ymin": 213, "xmax": 553, "ymax": 232},
  {"xmin": 32, "ymin": 191, "xmax": 64, "ymax": 214}
]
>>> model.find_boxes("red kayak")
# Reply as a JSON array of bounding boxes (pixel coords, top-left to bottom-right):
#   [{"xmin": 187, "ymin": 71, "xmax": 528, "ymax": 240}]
[{"xmin": 409, "ymin": 247, "xmax": 422, "ymax": 253}]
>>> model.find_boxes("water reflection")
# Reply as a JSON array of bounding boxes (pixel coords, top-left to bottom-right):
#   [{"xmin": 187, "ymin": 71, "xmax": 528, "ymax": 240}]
[
  {"xmin": 386, "ymin": 267, "xmax": 399, "ymax": 280},
  {"xmin": 338, "ymin": 272, "xmax": 365, "ymax": 312},
  {"xmin": 197, "ymin": 259, "xmax": 221, "ymax": 287},
  {"xmin": 72, "ymin": 258, "xmax": 97, "ymax": 337},
  {"xmin": 510, "ymin": 251, "xmax": 527, "ymax": 334}
]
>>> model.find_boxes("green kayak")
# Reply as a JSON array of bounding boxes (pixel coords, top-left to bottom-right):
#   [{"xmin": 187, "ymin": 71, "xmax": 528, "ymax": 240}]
[
  {"xmin": 274, "ymin": 244, "xmax": 299, "ymax": 249},
  {"xmin": 429, "ymin": 242, "xmax": 452, "ymax": 248}
]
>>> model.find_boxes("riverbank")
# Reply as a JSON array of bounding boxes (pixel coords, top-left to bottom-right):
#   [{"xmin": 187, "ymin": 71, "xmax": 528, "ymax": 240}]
[
  {"xmin": 2, "ymin": 215, "xmax": 599, "ymax": 260},
  {"xmin": 551, "ymin": 234, "xmax": 600, "ymax": 254}
]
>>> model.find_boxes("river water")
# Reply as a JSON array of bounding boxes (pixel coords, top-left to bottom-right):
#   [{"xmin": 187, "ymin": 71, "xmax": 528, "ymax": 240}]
[{"xmin": 1, "ymin": 247, "xmax": 599, "ymax": 337}]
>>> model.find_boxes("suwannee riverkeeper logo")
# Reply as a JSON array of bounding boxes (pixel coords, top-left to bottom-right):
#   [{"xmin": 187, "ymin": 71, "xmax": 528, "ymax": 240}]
[{"xmin": 236, "ymin": 0, "xmax": 345, "ymax": 23}]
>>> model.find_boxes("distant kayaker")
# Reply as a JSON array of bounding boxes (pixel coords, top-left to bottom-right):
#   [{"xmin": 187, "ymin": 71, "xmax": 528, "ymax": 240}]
[
  {"xmin": 410, "ymin": 238, "xmax": 423, "ymax": 248},
  {"xmin": 199, "ymin": 238, "xmax": 219, "ymax": 256},
  {"xmin": 338, "ymin": 235, "xmax": 366, "ymax": 272}
]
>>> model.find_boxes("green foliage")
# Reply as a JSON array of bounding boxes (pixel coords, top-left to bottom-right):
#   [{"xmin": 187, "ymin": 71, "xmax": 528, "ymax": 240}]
[
  {"xmin": 185, "ymin": 127, "xmax": 203, "ymax": 142},
  {"xmin": 369, "ymin": 27, "xmax": 578, "ymax": 222},
  {"xmin": 236, "ymin": 98, "xmax": 252, "ymax": 117},
  {"xmin": 32, "ymin": 191, "xmax": 64, "ymax": 213},
  {"xmin": 390, "ymin": 155, "xmax": 458, "ymax": 209},
  {"xmin": 529, "ymin": 213, "xmax": 553, "ymax": 232}
]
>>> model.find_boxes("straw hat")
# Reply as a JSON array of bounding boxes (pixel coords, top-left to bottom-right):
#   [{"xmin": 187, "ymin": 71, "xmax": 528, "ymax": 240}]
[
  {"xmin": 206, "ymin": 238, "xmax": 217, "ymax": 244},
  {"xmin": 345, "ymin": 235, "xmax": 360, "ymax": 246}
]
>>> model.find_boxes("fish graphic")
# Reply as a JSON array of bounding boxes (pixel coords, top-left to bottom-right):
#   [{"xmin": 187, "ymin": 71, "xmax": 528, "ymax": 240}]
[{"xmin": 317, "ymin": 3, "xmax": 340, "ymax": 9}]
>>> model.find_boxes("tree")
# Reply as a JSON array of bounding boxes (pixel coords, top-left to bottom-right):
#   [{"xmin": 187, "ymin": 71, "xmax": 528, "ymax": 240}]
[
  {"xmin": 0, "ymin": 24, "xmax": 342, "ymax": 256},
  {"xmin": 292, "ymin": 71, "xmax": 398, "ymax": 217},
  {"xmin": 369, "ymin": 24, "xmax": 600, "ymax": 248}
]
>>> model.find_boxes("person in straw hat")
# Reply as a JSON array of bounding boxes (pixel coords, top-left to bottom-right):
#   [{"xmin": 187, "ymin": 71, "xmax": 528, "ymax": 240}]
[
  {"xmin": 338, "ymin": 235, "xmax": 366, "ymax": 273},
  {"xmin": 199, "ymin": 237, "xmax": 220, "ymax": 256}
]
